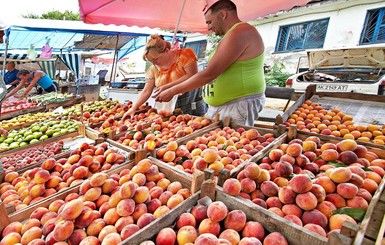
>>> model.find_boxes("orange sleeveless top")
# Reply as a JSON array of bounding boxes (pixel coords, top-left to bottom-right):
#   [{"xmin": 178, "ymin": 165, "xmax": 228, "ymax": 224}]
[{"xmin": 146, "ymin": 48, "xmax": 197, "ymax": 87}]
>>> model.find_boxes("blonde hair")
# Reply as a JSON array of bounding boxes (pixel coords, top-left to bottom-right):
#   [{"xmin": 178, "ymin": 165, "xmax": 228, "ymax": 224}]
[{"xmin": 143, "ymin": 34, "xmax": 171, "ymax": 61}]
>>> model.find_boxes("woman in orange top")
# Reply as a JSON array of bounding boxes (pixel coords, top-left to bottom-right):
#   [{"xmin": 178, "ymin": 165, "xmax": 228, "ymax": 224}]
[{"xmin": 122, "ymin": 34, "xmax": 207, "ymax": 120}]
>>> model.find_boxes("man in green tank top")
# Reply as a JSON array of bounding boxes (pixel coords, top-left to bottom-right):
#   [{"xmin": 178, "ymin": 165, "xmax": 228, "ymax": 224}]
[{"xmin": 154, "ymin": 0, "xmax": 266, "ymax": 126}]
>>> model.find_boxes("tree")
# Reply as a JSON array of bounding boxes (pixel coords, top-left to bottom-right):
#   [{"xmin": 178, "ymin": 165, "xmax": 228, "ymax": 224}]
[{"xmin": 22, "ymin": 10, "xmax": 80, "ymax": 20}]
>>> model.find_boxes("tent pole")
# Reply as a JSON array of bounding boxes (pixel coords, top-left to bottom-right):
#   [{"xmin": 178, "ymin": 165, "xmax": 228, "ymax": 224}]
[
  {"xmin": 110, "ymin": 34, "xmax": 120, "ymax": 83},
  {"xmin": 172, "ymin": 0, "xmax": 187, "ymax": 46},
  {"xmin": 0, "ymin": 28, "xmax": 9, "ymax": 102}
]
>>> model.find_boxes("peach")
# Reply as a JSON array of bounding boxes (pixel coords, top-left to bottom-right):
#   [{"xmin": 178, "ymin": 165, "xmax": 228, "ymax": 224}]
[
  {"xmin": 153, "ymin": 205, "xmax": 170, "ymax": 219},
  {"xmin": 268, "ymin": 207, "xmax": 285, "ymax": 217},
  {"xmin": 2, "ymin": 221, "xmax": 23, "ymax": 237},
  {"xmin": 101, "ymin": 233, "xmax": 122, "ymax": 245},
  {"xmin": 207, "ymin": 201, "xmax": 228, "ymax": 222},
  {"xmin": 53, "ymin": 220, "xmax": 74, "ymax": 241},
  {"xmin": 325, "ymin": 193, "xmax": 346, "ymax": 209},
  {"xmin": 133, "ymin": 203, "xmax": 148, "ymax": 222},
  {"xmin": 302, "ymin": 209, "xmax": 328, "ymax": 229},
  {"xmin": 304, "ymin": 223, "xmax": 326, "ymax": 237},
  {"xmin": 280, "ymin": 154, "xmax": 295, "ymax": 165},
  {"xmin": 20, "ymin": 226, "xmax": 42, "ymax": 244},
  {"xmin": 34, "ymin": 169, "xmax": 50, "ymax": 184},
  {"xmin": 83, "ymin": 187, "xmax": 102, "ymax": 202},
  {"xmin": 219, "ymin": 229, "xmax": 240, "ymax": 245},
  {"xmin": 269, "ymin": 149, "xmax": 284, "ymax": 161},
  {"xmin": 1, "ymin": 232, "xmax": 22, "ymax": 244},
  {"xmin": 223, "ymin": 178, "xmax": 241, "ymax": 196},
  {"xmin": 286, "ymin": 143, "xmax": 303, "ymax": 157},
  {"xmin": 241, "ymin": 178, "xmax": 257, "ymax": 194},
  {"xmin": 167, "ymin": 193, "xmax": 184, "ymax": 209},
  {"xmin": 278, "ymin": 186, "xmax": 296, "ymax": 204},
  {"xmin": 177, "ymin": 225, "xmax": 198, "ymax": 245},
  {"xmin": 115, "ymin": 216, "xmax": 134, "ymax": 233},
  {"xmin": 101, "ymin": 179, "xmax": 118, "ymax": 194},
  {"xmin": 159, "ymin": 191, "xmax": 173, "ymax": 205},
  {"xmin": 191, "ymin": 204, "xmax": 208, "ymax": 223},
  {"xmin": 281, "ymin": 204, "xmax": 302, "ymax": 218},
  {"xmin": 119, "ymin": 181, "xmax": 138, "ymax": 199},
  {"xmin": 336, "ymin": 139, "xmax": 357, "ymax": 152},
  {"xmin": 316, "ymin": 201, "xmax": 336, "ymax": 218},
  {"xmin": 336, "ymin": 182, "xmax": 358, "ymax": 199},
  {"xmin": 244, "ymin": 163, "xmax": 261, "ymax": 180},
  {"xmin": 21, "ymin": 218, "xmax": 41, "ymax": 235},
  {"xmin": 295, "ymin": 192, "xmax": 318, "ymax": 211},
  {"xmin": 329, "ymin": 167, "xmax": 352, "ymax": 183},
  {"xmin": 176, "ymin": 213, "xmax": 196, "ymax": 229},
  {"xmin": 274, "ymin": 161, "xmax": 293, "ymax": 178},
  {"xmin": 362, "ymin": 178, "xmax": 378, "ymax": 195},
  {"xmin": 75, "ymin": 209, "xmax": 98, "ymax": 229},
  {"xmin": 241, "ymin": 221, "xmax": 265, "ymax": 241},
  {"xmin": 339, "ymin": 151, "xmax": 358, "ymax": 165},
  {"xmin": 266, "ymin": 196, "xmax": 282, "ymax": 209},
  {"xmin": 155, "ymin": 227, "xmax": 177, "ymax": 245},
  {"xmin": 260, "ymin": 181, "xmax": 279, "ymax": 197},
  {"xmin": 86, "ymin": 218, "xmax": 106, "ymax": 237},
  {"xmin": 89, "ymin": 172, "xmax": 108, "ymax": 187},
  {"xmin": 289, "ymin": 174, "xmax": 312, "ymax": 194},
  {"xmin": 121, "ymin": 224, "xmax": 140, "ymax": 240},
  {"xmin": 68, "ymin": 229, "xmax": 87, "ymax": 245},
  {"xmin": 309, "ymin": 184, "xmax": 326, "ymax": 203},
  {"xmin": 167, "ymin": 181, "xmax": 183, "ymax": 194},
  {"xmin": 238, "ymin": 237, "xmax": 262, "ymax": 245},
  {"xmin": 193, "ymin": 157, "xmax": 208, "ymax": 171},
  {"xmin": 198, "ymin": 218, "xmax": 221, "ymax": 236},
  {"xmin": 223, "ymin": 209, "xmax": 247, "ymax": 231},
  {"xmin": 202, "ymin": 148, "xmax": 219, "ymax": 164},
  {"xmin": 302, "ymin": 140, "xmax": 317, "ymax": 152},
  {"xmin": 103, "ymin": 207, "xmax": 120, "ymax": 225},
  {"xmin": 313, "ymin": 176, "xmax": 336, "ymax": 193},
  {"xmin": 98, "ymin": 225, "xmax": 117, "ymax": 242},
  {"xmin": 329, "ymin": 214, "xmax": 357, "ymax": 231},
  {"xmin": 137, "ymin": 213, "xmax": 155, "ymax": 228},
  {"xmin": 79, "ymin": 236, "xmax": 100, "ymax": 245},
  {"xmin": 321, "ymin": 149, "xmax": 339, "ymax": 162},
  {"xmin": 30, "ymin": 207, "xmax": 49, "ymax": 220},
  {"xmin": 137, "ymin": 159, "xmax": 152, "ymax": 173},
  {"xmin": 284, "ymin": 214, "xmax": 303, "ymax": 226},
  {"xmin": 365, "ymin": 171, "xmax": 382, "ymax": 185},
  {"xmin": 263, "ymin": 232, "xmax": 288, "ymax": 245},
  {"xmin": 347, "ymin": 196, "xmax": 368, "ymax": 210}
]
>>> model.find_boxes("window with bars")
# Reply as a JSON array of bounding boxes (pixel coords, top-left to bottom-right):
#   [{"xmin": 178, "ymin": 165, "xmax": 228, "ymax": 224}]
[
  {"xmin": 360, "ymin": 7, "xmax": 385, "ymax": 44},
  {"xmin": 275, "ymin": 18, "xmax": 329, "ymax": 52}
]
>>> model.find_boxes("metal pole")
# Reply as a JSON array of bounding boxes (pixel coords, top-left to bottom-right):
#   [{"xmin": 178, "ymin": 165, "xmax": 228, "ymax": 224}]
[
  {"xmin": 0, "ymin": 28, "xmax": 9, "ymax": 102},
  {"xmin": 172, "ymin": 0, "xmax": 187, "ymax": 46}
]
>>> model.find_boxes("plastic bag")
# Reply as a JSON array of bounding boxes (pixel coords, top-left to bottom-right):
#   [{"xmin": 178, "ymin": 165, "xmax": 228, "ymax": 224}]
[{"xmin": 154, "ymin": 95, "xmax": 178, "ymax": 117}]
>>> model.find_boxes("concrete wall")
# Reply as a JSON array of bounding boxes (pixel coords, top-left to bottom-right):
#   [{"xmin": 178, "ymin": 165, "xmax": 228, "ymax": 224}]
[{"xmin": 252, "ymin": 0, "xmax": 385, "ymax": 73}]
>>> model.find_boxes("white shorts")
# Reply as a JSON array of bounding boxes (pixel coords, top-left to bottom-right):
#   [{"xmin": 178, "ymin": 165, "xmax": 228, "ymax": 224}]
[{"xmin": 205, "ymin": 93, "xmax": 266, "ymax": 126}]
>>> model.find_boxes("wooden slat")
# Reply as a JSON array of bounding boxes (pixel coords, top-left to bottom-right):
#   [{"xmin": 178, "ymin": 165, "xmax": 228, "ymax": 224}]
[
  {"xmin": 365, "ymin": 201, "xmax": 385, "ymax": 240},
  {"xmin": 216, "ymin": 188, "xmax": 330, "ymax": 245},
  {"xmin": 44, "ymin": 95, "xmax": 85, "ymax": 110},
  {"xmin": 375, "ymin": 214, "xmax": 385, "ymax": 245},
  {"xmin": 121, "ymin": 193, "xmax": 201, "ymax": 245}
]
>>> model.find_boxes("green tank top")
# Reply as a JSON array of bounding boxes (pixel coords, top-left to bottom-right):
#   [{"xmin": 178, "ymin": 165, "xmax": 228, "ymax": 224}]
[{"xmin": 203, "ymin": 22, "xmax": 266, "ymax": 106}]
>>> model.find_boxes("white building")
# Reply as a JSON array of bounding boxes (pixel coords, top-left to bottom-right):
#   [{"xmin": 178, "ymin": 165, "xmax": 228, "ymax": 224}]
[{"xmin": 251, "ymin": 0, "xmax": 385, "ymax": 73}]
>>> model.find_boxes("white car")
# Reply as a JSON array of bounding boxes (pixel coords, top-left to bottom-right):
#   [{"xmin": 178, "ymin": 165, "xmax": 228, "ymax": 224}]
[{"xmin": 286, "ymin": 47, "xmax": 385, "ymax": 95}]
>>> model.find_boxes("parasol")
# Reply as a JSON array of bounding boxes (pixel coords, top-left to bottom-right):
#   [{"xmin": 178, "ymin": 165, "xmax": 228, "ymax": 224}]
[{"xmin": 79, "ymin": 0, "xmax": 313, "ymax": 34}]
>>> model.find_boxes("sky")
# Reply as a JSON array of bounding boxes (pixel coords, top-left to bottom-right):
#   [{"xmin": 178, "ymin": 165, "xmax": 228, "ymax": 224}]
[{"xmin": 0, "ymin": 0, "xmax": 79, "ymax": 21}]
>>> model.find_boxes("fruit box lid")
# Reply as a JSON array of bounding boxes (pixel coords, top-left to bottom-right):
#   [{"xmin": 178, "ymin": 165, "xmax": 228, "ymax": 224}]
[{"xmin": 307, "ymin": 46, "xmax": 385, "ymax": 70}]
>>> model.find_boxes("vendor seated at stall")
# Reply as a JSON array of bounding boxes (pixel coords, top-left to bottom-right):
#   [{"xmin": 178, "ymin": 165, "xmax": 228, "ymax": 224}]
[
  {"xmin": 4, "ymin": 61, "xmax": 20, "ymax": 92},
  {"xmin": 5, "ymin": 69, "xmax": 59, "ymax": 99}
]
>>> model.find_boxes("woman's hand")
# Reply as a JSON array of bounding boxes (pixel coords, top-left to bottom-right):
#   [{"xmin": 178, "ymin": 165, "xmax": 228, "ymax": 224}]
[
  {"xmin": 152, "ymin": 84, "xmax": 171, "ymax": 98},
  {"xmin": 121, "ymin": 108, "xmax": 135, "ymax": 122},
  {"xmin": 153, "ymin": 88, "xmax": 175, "ymax": 102}
]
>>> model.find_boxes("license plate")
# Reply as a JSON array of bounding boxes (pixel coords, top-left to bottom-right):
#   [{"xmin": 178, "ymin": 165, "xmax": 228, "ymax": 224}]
[{"xmin": 316, "ymin": 84, "xmax": 348, "ymax": 91}]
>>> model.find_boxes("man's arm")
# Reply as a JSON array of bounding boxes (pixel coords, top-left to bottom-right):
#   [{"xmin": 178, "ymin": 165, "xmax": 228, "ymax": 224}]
[
  {"xmin": 5, "ymin": 81, "xmax": 26, "ymax": 99},
  {"xmin": 19, "ymin": 72, "xmax": 43, "ymax": 96}
]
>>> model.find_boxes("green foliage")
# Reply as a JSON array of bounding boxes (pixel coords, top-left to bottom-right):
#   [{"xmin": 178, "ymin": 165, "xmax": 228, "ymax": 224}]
[
  {"xmin": 23, "ymin": 10, "xmax": 80, "ymax": 20},
  {"xmin": 264, "ymin": 60, "xmax": 293, "ymax": 87}
]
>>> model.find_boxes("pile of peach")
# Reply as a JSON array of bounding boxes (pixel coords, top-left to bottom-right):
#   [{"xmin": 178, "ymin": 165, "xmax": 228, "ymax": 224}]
[
  {"xmin": 115, "ymin": 115, "xmax": 212, "ymax": 151},
  {"xmin": 1, "ymin": 141, "xmax": 64, "ymax": 171},
  {"xmin": 285, "ymin": 100, "xmax": 385, "ymax": 145},
  {"xmin": 141, "ymin": 200, "xmax": 288, "ymax": 245},
  {"xmin": 0, "ymin": 142, "xmax": 125, "ymax": 211},
  {"xmin": 223, "ymin": 137, "xmax": 385, "ymax": 237},
  {"xmin": 98, "ymin": 108, "xmax": 160, "ymax": 135},
  {"xmin": 156, "ymin": 127, "xmax": 275, "ymax": 175},
  {"xmin": 0, "ymin": 158, "xmax": 191, "ymax": 245}
]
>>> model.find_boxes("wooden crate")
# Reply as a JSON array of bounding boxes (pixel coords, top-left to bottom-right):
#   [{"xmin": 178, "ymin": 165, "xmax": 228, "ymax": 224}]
[
  {"xmin": 149, "ymin": 118, "xmax": 285, "ymax": 186},
  {"xmin": 277, "ymin": 84, "xmax": 385, "ymax": 126},
  {"xmin": 123, "ymin": 183, "xmax": 353, "ymax": 245},
  {"xmin": 0, "ymin": 105, "xmax": 46, "ymax": 121},
  {"xmin": 241, "ymin": 126, "xmax": 385, "ymax": 245},
  {"xmin": 44, "ymin": 95, "xmax": 85, "ymax": 110},
  {"xmin": 0, "ymin": 141, "xmax": 133, "ymax": 214},
  {"xmin": 0, "ymin": 157, "xmax": 205, "ymax": 236}
]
